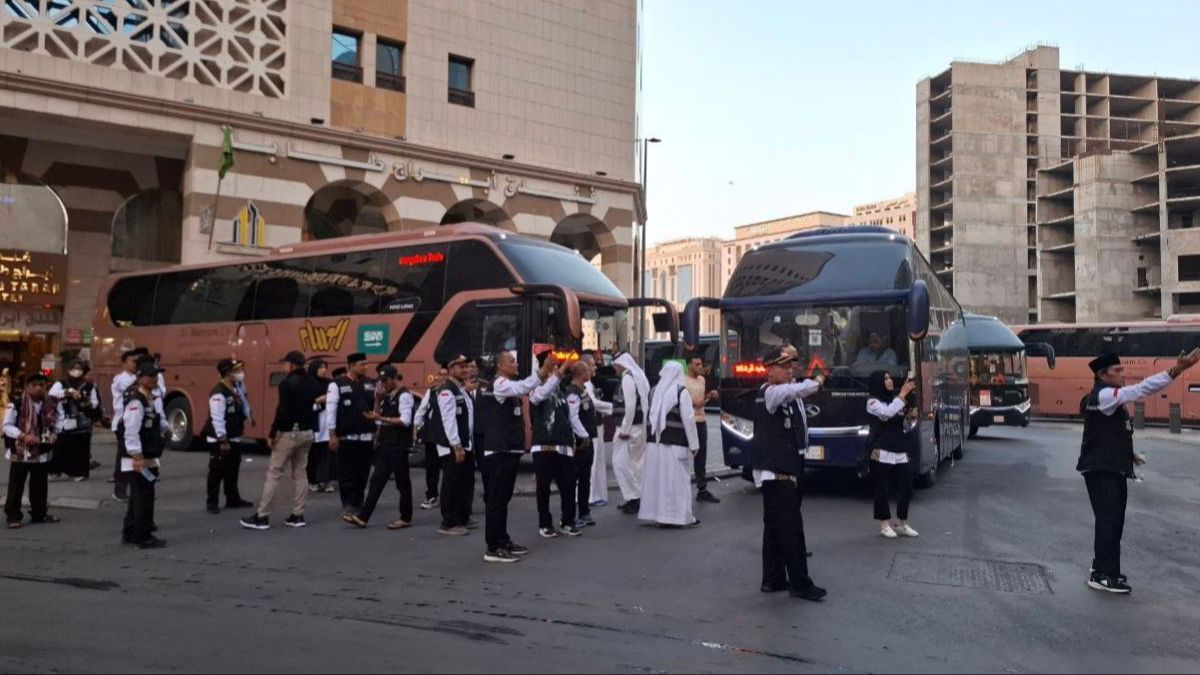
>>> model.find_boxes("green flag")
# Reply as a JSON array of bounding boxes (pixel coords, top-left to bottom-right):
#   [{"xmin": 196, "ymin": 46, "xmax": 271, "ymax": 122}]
[{"xmin": 218, "ymin": 125, "xmax": 235, "ymax": 180}]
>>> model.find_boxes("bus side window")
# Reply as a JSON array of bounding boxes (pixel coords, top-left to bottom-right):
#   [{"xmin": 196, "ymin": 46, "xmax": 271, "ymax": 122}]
[
  {"xmin": 108, "ymin": 275, "xmax": 158, "ymax": 327},
  {"xmin": 433, "ymin": 302, "xmax": 521, "ymax": 370},
  {"xmin": 250, "ymin": 259, "xmax": 314, "ymax": 321}
]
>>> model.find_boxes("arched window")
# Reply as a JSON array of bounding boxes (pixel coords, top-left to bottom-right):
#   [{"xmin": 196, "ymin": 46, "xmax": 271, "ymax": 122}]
[
  {"xmin": 111, "ymin": 188, "xmax": 183, "ymax": 263},
  {"xmin": 0, "ymin": 171, "xmax": 67, "ymax": 253},
  {"xmin": 304, "ymin": 183, "xmax": 388, "ymax": 240}
]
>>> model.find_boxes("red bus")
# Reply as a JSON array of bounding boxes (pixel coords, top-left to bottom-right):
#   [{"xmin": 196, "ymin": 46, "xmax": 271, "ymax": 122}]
[
  {"xmin": 1014, "ymin": 317, "xmax": 1200, "ymax": 424},
  {"xmin": 91, "ymin": 223, "xmax": 664, "ymax": 449}
]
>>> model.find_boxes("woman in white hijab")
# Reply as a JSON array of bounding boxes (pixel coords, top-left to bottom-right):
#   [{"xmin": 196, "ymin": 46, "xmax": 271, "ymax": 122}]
[
  {"xmin": 638, "ymin": 361, "xmax": 700, "ymax": 528},
  {"xmin": 612, "ymin": 352, "xmax": 652, "ymax": 514}
]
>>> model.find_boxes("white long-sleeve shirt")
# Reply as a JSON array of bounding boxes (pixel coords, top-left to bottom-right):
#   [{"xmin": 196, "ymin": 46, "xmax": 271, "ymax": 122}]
[
  {"xmin": 493, "ymin": 373, "xmax": 543, "ymax": 403},
  {"xmin": 435, "ymin": 381, "xmax": 473, "ymax": 457},
  {"xmin": 120, "ymin": 394, "xmax": 168, "ymax": 472},
  {"xmin": 326, "ymin": 379, "xmax": 375, "ymax": 441},
  {"xmin": 529, "ymin": 375, "xmax": 571, "ymax": 455},
  {"xmin": 586, "ymin": 381, "xmax": 614, "ymax": 415},
  {"xmin": 866, "ymin": 397, "xmax": 909, "ymax": 466},
  {"xmin": 1093, "ymin": 371, "xmax": 1174, "ymax": 416},
  {"xmin": 207, "ymin": 386, "xmax": 250, "ymax": 442},
  {"xmin": 755, "ymin": 379, "xmax": 821, "ymax": 487},
  {"xmin": 3, "ymin": 400, "xmax": 52, "ymax": 464},
  {"xmin": 49, "ymin": 381, "xmax": 99, "ymax": 433},
  {"xmin": 110, "ymin": 371, "xmax": 137, "ymax": 431},
  {"xmin": 618, "ymin": 375, "xmax": 641, "ymax": 436},
  {"xmin": 566, "ymin": 390, "xmax": 592, "ymax": 440},
  {"xmin": 378, "ymin": 390, "xmax": 415, "ymax": 428}
]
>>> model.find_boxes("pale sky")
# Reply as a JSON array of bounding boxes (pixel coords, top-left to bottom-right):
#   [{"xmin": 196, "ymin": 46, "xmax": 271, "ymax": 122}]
[{"xmin": 640, "ymin": 0, "xmax": 1200, "ymax": 244}]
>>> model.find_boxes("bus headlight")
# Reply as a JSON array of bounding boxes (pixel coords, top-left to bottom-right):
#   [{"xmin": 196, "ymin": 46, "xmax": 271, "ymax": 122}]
[
  {"xmin": 1016, "ymin": 401, "xmax": 1031, "ymax": 414},
  {"xmin": 969, "ymin": 407, "xmax": 981, "ymax": 416},
  {"xmin": 721, "ymin": 413, "xmax": 754, "ymax": 440}
]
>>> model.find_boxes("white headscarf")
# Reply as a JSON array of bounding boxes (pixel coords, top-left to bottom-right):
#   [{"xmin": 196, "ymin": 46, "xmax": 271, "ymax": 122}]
[
  {"xmin": 649, "ymin": 361, "xmax": 686, "ymax": 439},
  {"xmin": 615, "ymin": 351, "xmax": 650, "ymax": 418}
]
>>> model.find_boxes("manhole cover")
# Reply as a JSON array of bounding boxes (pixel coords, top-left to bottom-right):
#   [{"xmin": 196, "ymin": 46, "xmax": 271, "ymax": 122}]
[{"xmin": 888, "ymin": 553, "xmax": 1052, "ymax": 595}]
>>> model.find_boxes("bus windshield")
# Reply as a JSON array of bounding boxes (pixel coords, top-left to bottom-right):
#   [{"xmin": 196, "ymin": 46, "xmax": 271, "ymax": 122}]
[
  {"xmin": 970, "ymin": 352, "xmax": 1027, "ymax": 386},
  {"xmin": 496, "ymin": 237, "xmax": 623, "ymax": 298},
  {"xmin": 722, "ymin": 303, "xmax": 910, "ymax": 388},
  {"xmin": 726, "ymin": 239, "xmax": 913, "ymax": 298}
]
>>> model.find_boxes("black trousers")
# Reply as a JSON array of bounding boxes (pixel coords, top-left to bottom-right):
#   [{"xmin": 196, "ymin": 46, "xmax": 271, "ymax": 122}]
[
  {"xmin": 337, "ymin": 440, "xmax": 374, "ymax": 510},
  {"xmin": 423, "ymin": 442, "xmax": 440, "ymax": 500},
  {"xmin": 1084, "ymin": 471, "xmax": 1128, "ymax": 578},
  {"xmin": 575, "ymin": 445, "xmax": 594, "ymax": 518},
  {"xmin": 694, "ymin": 421, "xmax": 709, "ymax": 492},
  {"xmin": 306, "ymin": 440, "xmax": 335, "ymax": 485},
  {"xmin": 5, "ymin": 462, "xmax": 49, "ymax": 523},
  {"xmin": 205, "ymin": 441, "xmax": 244, "ymax": 507},
  {"xmin": 761, "ymin": 478, "xmax": 813, "ymax": 592},
  {"xmin": 484, "ymin": 452, "xmax": 522, "ymax": 550},
  {"xmin": 111, "ymin": 434, "xmax": 128, "ymax": 494},
  {"xmin": 871, "ymin": 460, "xmax": 913, "ymax": 521},
  {"xmin": 439, "ymin": 453, "xmax": 475, "ymax": 529},
  {"xmin": 534, "ymin": 451, "xmax": 576, "ymax": 530},
  {"xmin": 358, "ymin": 442, "xmax": 413, "ymax": 524},
  {"xmin": 54, "ymin": 432, "xmax": 92, "ymax": 478},
  {"xmin": 123, "ymin": 468, "xmax": 159, "ymax": 544},
  {"xmin": 478, "ymin": 446, "xmax": 491, "ymax": 506}
]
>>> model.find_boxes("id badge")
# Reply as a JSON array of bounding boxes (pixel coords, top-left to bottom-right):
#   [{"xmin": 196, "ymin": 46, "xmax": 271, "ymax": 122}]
[
  {"xmin": 63, "ymin": 418, "xmax": 78, "ymax": 431},
  {"xmin": 784, "ymin": 417, "xmax": 792, "ymax": 430}
]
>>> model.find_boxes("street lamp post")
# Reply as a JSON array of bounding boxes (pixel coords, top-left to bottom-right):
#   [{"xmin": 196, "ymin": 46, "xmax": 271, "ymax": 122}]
[{"xmin": 637, "ymin": 137, "xmax": 661, "ymax": 361}]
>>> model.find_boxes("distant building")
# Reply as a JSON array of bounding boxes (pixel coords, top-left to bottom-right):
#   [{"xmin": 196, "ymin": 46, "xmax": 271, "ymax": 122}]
[
  {"xmin": 645, "ymin": 237, "xmax": 723, "ymax": 339},
  {"xmin": 850, "ymin": 193, "xmax": 916, "ymax": 240},
  {"xmin": 720, "ymin": 211, "xmax": 850, "ymax": 290}
]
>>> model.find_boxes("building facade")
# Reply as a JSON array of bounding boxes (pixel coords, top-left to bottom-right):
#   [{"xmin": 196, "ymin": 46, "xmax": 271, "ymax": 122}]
[
  {"xmin": 917, "ymin": 45, "xmax": 1200, "ymax": 324},
  {"xmin": 0, "ymin": 0, "xmax": 640, "ymax": 378},
  {"xmin": 849, "ymin": 192, "xmax": 916, "ymax": 240},
  {"xmin": 720, "ymin": 211, "xmax": 850, "ymax": 290},
  {"xmin": 644, "ymin": 237, "xmax": 722, "ymax": 339}
]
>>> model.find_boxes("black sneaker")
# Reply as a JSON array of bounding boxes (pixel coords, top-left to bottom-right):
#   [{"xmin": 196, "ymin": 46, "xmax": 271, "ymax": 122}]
[
  {"xmin": 1090, "ymin": 567, "xmax": 1128, "ymax": 585},
  {"xmin": 239, "ymin": 514, "xmax": 270, "ymax": 531},
  {"xmin": 619, "ymin": 499, "xmax": 640, "ymax": 514},
  {"xmin": 226, "ymin": 499, "xmax": 255, "ymax": 509},
  {"xmin": 697, "ymin": 491, "xmax": 722, "ymax": 504},
  {"xmin": 560, "ymin": 523, "xmax": 584, "ymax": 537},
  {"xmin": 136, "ymin": 537, "xmax": 168, "ymax": 550},
  {"xmin": 506, "ymin": 542, "xmax": 530, "ymax": 556},
  {"xmin": 484, "ymin": 549, "xmax": 521, "ymax": 564},
  {"xmin": 761, "ymin": 582, "xmax": 789, "ymax": 594},
  {"xmin": 1088, "ymin": 572, "xmax": 1132, "ymax": 594},
  {"xmin": 285, "ymin": 515, "xmax": 307, "ymax": 529},
  {"xmin": 207, "ymin": 503, "xmax": 220, "ymax": 515},
  {"xmin": 790, "ymin": 584, "xmax": 828, "ymax": 602}
]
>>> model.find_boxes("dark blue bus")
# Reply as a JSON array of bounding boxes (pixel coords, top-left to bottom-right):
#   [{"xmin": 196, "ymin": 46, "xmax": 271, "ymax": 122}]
[{"xmin": 683, "ymin": 226, "xmax": 969, "ymax": 488}]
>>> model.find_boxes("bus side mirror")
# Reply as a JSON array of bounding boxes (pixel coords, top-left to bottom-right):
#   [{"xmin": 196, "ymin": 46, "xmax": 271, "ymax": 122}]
[
  {"xmin": 1026, "ymin": 342, "xmax": 1057, "ymax": 370},
  {"xmin": 908, "ymin": 281, "xmax": 930, "ymax": 341}
]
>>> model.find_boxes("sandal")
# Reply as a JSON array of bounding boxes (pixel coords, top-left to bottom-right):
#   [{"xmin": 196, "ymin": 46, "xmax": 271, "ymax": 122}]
[
  {"xmin": 32, "ymin": 515, "xmax": 61, "ymax": 524},
  {"xmin": 7, "ymin": 522, "xmax": 22, "ymax": 530},
  {"xmin": 387, "ymin": 520, "xmax": 411, "ymax": 530}
]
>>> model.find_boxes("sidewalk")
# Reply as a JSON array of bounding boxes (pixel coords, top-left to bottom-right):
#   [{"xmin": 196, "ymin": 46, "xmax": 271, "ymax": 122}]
[{"xmin": 1030, "ymin": 419, "xmax": 1200, "ymax": 447}]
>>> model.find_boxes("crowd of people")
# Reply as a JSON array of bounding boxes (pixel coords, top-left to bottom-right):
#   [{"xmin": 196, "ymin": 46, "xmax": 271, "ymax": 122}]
[{"xmin": 5, "ymin": 340, "xmax": 1195, "ymax": 596}]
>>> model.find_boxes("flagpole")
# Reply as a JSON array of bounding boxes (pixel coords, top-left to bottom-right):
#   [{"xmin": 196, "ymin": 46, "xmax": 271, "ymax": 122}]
[
  {"xmin": 207, "ymin": 125, "xmax": 235, "ymax": 253},
  {"xmin": 206, "ymin": 176, "xmax": 223, "ymax": 253}
]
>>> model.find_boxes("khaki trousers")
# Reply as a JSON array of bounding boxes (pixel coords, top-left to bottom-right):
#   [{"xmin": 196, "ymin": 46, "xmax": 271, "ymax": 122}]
[{"xmin": 257, "ymin": 431, "xmax": 313, "ymax": 518}]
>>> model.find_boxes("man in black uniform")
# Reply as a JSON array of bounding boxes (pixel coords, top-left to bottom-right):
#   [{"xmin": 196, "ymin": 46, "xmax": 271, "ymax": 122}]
[
  {"xmin": 118, "ymin": 363, "xmax": 170, "ymax": 549},
  {"xmin": 328, "ymin": 353, "xmax": 378, "ymax": 514},
  {"xmin": 429, "ymin": 355, "xmax": 475, "ymax": 536},
  {"xmin": 1078, "ymin": 349, "xmax": 1200, "ymax": 593},
  {"xmin": 345, "ymin": 365, "xmax": 416, "ymax": 530},
  {"xmin": 530, "ymin": 352, "xmax": 580, "ymax": 538},
  {"xmin": 753, "ymin": 346, "xmax": 827, "ymax": 601},
  {"xmin": 567, "ymin": 361, "xmax": 599, "ymax": 528},
  {"xmin": 202, "ymin": 358, "xmax": 254, "ymax": 514},
  {"xmin": 416, "ymin": 367, "xmax": 448, "ymax": 511}
]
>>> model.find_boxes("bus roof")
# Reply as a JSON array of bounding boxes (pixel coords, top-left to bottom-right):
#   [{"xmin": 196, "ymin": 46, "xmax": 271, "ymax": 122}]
[
  {"xmin": 964, "ymin": 313, "xmax": 1025, "ymax": 352},
  {"xmin": 272, "ymin": 223, "xmax": 507, "ymax": 256},
  {"xmin": 783, "ymin": 224, "xmax": 913, "ymax": 243}
]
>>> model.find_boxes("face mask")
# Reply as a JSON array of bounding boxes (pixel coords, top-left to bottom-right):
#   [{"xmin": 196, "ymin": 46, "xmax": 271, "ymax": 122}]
[
  {"xmin": 233, "ymin": 372, "xmax": 246, "ymax": 383},
  {"xmin": 69, "ymin": 370, "xmax": 84, "ymax": 379}
]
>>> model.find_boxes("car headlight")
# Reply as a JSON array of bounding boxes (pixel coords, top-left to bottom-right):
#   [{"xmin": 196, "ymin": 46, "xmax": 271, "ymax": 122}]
[{"xmin": 721, "ymin": 413, "xmax": 754, "ymax": 440}]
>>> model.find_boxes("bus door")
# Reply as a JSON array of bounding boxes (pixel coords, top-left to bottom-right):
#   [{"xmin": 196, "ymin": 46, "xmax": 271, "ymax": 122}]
[{"xmin": 234, "ymin": 322, "xmax": 271, "ymax": 438}]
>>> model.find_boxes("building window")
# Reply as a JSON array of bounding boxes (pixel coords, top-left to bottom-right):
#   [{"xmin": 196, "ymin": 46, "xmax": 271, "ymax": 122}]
[
  {"xmin": 1180, "ymin": 255, "xmax": 1200, "ymax": 282},
  {"xmin": 376, "ymin": 38, "xmax": 405, "ymax": 92},
  {"xmin": 332, "ymin": 28, "xmax": 362, "ymax": 83},
  {"xmin": 449, "ymin": 54, "xmax": 475, "ymax": 107}
]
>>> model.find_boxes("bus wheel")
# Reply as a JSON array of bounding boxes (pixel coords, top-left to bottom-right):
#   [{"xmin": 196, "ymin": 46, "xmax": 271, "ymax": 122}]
[
  {"xmin": 164, "ymin": 397, "xmax": 195, "ymax": 452},
  {"xmin": 952, "ymin": 444, "xmax": 965, "ymax": 461},
  {"xmin": 917, "ymin": 462, "xmax": 938, "ymax": 489},
  {"xmin": 968, "ymin": 424, "xmax": 979, "ymax": 440}
]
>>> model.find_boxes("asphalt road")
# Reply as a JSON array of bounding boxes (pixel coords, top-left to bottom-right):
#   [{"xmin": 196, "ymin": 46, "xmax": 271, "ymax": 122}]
[{"xmin": 2, "ymin": 423, "xmax": 1199, "ymax": 674}]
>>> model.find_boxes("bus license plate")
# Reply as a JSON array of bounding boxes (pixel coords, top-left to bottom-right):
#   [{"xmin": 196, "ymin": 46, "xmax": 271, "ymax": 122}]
[
  {"xmin": 994, "ymin": 415, "xmax": 1006, "ymax": 424},
  {"xmin": 805, "ymin": 446, "xmax": 825, "ymax": 461}
]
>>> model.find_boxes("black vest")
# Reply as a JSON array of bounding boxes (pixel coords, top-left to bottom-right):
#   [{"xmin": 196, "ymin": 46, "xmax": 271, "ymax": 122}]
[
  {"xmin": 752, "ymin": 383, "xmax": 807, "ymax": 476},
  {"xmin": 429, "ymin": 380, "xmax": 472, "ymax": 449},
  {"xmin": 479, "ymin": 378, "xmax": 527, "ymax": 453},
  {"xmin": 377, "ymin": 387, "xmax": 414, "ymax": 451},
  {"xmin": 532, "ymin": 383, "xmax": 573, "ymax": 448},
  {"xmin": 612, "ymin": 373, "xmax": 645, "ymax": 426},
  {"xmin": 654, "ymin": 385, "xmax": 690, "ymax": 448},
  {"xmin": 117, "ymin": 389, "xmax": 165, "ymax": 460},
  {"xmin": 58, "ymin": 379, "xmax": 96, "ymax": 434},
  {"xmin": 1078, "ymin": 382, "xmax": 1136, "ymax": 476},
  {"xmin": 3, "ymin": 398, "xmax": 52, "ymax": 454},
  {"xmin": 335, "ymin": 376, "xmax": 377, "ymax": 436},
  {"xmin": 569, "ymin": 383, "xmax": 600, "ymax": 439},
  {"xmin": 868, "ymin": 399, "xmax": 907, "ymax": 453},
  {"xmin": 202, "ymin": 382, "xmax": 246, "ymax": 440}
]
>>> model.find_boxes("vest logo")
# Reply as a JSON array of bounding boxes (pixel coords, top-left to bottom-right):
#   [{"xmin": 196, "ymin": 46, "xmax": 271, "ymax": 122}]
[
  {"xmin": 300, "ymin": 318, "xmax": 350, "ymax": 352},
  {"xmin": 805, "ymin": 404, "xmax": 821, "ymax": 417}
]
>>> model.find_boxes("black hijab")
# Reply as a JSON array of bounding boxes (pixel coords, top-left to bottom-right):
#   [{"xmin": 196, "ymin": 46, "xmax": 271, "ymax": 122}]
[
  {"xmin": 867, "ymin": 370, "xmax": 896, "ymax": 404},
  {"xmin": 308, "ymin": 359, "xmax": 329, "ymax": 384}
]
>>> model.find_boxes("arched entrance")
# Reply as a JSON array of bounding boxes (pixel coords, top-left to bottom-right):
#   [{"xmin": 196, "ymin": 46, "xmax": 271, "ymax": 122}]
[
  {"xmin": 111, "ymin": 188, "xmax": 183, "ymax": 266},
  {"xmin": 0, "ymin": 170, "xmax": 68, "ymax": 254},
  {"xmin": 550, "ymin": 213, "xmax": 610, "ymax": 261},
  {"xmin": 440, "ymin": 199, "xmax": 515, "ymax": 230},
  {"xmin": 304, "ymin": 181, "xmax": 390, "ymax": 240}
]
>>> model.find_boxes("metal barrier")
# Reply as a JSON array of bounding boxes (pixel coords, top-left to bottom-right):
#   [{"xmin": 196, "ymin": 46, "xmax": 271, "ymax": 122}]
[
  {"xmin": 1134, "ymin": 401, "xmax": 1145, "ymax": 430},
  {"xmin": 1170, "ymin": 403, "xmax": 1183, "ymax": 434}
]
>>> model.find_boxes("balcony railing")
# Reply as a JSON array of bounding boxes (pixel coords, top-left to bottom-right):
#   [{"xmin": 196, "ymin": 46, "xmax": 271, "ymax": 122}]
[
  {"xmin": 449, "ymin": 87, "xmax": 476, "ymax": 107},
  {"xmin": 376, "ymin": 72, "xmax": 407, "ymax": 93},
  {"xmin": 332, "ymin": 61, "xmax": 363, "ymax": 83}
]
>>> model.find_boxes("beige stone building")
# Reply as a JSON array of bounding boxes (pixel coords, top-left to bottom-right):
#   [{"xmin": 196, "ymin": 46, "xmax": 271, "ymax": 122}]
[
  {"xmin": 849, "ymin": 192, "xmax": 916, "ymax": 239},
  {"xmin": 0, "ymin": 0, "xmax": 640, "ymax": 376},
  {"xmin": 644, "ymin": 237, "xmax": 722, "ymax": 339},
  {"xmin": 720, "ymin": 211, "xmax": 850, "ymax": 290},
  {"xmin": 917, "ymin": 46, "xmax": 1200, "ymax": 324}
]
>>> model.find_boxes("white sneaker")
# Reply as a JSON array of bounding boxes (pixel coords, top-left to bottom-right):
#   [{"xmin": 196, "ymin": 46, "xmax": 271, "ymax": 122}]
[
  {"xmin": 880, "ymin": 525, "xmax": 898, "ymax": 539},
  {"xmin": 895, "ymin": 524, "xmax": 919, "ymax": 538}
]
